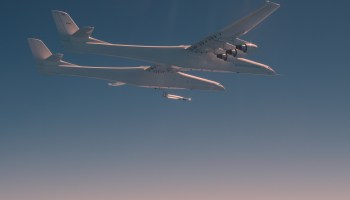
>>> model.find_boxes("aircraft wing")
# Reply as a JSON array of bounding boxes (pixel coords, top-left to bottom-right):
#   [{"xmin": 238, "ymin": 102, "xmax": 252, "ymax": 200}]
[{"xmin": 187, "ymin": 1, "xmax": 280, "ymax": 53}]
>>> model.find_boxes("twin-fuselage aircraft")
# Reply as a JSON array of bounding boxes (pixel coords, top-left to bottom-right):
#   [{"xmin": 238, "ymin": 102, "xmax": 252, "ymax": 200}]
[{"xmin": 28, "ymin": 1, "xmax": 280, "ymax": 100}]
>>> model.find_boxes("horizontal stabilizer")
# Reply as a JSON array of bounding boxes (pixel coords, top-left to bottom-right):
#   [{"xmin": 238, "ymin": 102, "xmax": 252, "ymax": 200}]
[
  {"xmin": 47, "ymin": 53, "xmax": 64, "ymax": 62},
  {"xmin": 73, "ymin": 26, "xmax": 94, "ymax": 38}
]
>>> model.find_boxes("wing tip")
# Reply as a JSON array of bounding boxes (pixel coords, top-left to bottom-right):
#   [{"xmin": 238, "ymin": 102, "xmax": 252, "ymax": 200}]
[{"xmin": 266, "ymin": 1, "xmax": 281, "ymax": 8}]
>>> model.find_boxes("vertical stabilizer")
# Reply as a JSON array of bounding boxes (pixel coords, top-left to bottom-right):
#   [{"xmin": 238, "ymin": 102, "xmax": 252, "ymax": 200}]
[
  {"xmin": 28, "ymin": 38, "xmax": 53, "ymax": 60},
  {"xmin": 52, "ymin": 10, "xmax": 79, "ymax": 36},
  {"xmin": 28, "ymin": 38, "xmax": 71, "ymax": 74}
]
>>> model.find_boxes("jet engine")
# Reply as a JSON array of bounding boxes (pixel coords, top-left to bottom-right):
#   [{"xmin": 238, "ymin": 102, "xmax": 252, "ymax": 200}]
[
  {"xmin": 222, "ymin": 42, "xmax": 250, "ymax": 58},
  {"xmin": 235, "ymin": 43, "xmax": 258, "ymax": 53},
  {"xmin": 226, "ymin": 49, "xmax": 246, "ymax": 57},
  {"xmin": 215, "ymin": 41, "xmax": 257, "ymax": 60},
  {"xmin": 216, "ymin": 53, "xmax": 228, "ymax": 61},
  {"xmin": 215, "ymin": 48, "xmax": 228, "ymax": 61}
]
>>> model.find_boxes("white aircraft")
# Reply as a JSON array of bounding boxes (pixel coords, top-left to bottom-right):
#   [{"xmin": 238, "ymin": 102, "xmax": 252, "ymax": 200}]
[
  {"xmin": 28, "ymin": 38, "xmax": 225, "ymax": 91},
  {"xmin": 29, "ymin": 1, "xmax": 280, "ymax": 100}
]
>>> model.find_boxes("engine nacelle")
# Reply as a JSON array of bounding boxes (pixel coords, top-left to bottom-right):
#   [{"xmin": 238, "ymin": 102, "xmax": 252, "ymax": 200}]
[
  {"xmin": 215, "ymin": 41, "xmax": 256, "ymax": 60},
  {"xmin": 235, "ymin": 43, "xmax": 258, "ymax": 54},
  {"xmin": 215, "ymin": 48, "xmax": 228, "ymax": 61},
  {"xmin": 216, "ymin": 53, "xmax": 228, "ymax": 61},
  {"xmin": 225, "ymin": 49, "xmax": 246, "ymax": 57}
]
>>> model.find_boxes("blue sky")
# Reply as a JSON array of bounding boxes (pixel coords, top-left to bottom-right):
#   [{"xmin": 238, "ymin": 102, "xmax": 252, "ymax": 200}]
[{"xmin": 1, "ymin": 0, "xmax": 350, "ymax": 200}]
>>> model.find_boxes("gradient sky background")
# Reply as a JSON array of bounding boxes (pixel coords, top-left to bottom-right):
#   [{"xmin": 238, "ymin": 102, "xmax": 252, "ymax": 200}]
[{"xmin": 1, "ymin": 0, "xmax": 350, "ymax": 200}]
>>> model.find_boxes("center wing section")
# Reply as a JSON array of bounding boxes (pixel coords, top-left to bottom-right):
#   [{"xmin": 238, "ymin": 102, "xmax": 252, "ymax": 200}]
[{"xmin": 188, "ymin": 1, "xmax": 280, "ymax": 53}]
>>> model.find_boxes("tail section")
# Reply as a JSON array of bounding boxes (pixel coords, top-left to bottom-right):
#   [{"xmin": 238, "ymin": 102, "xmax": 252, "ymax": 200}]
[
  {"xmin": 28, "ymin": 38, "xmax": 70, "ymax": 74},
  {"xmin": 52, "ymin": 10, "xmax": 79, "ymax": 36},
  {"xmin": 52, "ymin": 10, "xmax": 97, "ymax": 39},
  {"xmin": 28, "ymin": 38, "xmax": 53, "ymax": 60},
  {"xmin": 51, "ymin": 10, "xmax": 106, "ymax": 53},
  {"xmin": 28, "ymin": 38, "xmax": 65, "ymax": 62}
]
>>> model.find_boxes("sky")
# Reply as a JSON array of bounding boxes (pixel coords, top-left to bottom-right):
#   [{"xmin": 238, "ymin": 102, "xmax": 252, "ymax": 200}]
[{"xmin": 1, "ymin": 0, "xmax": 350, "ymax": 200}]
